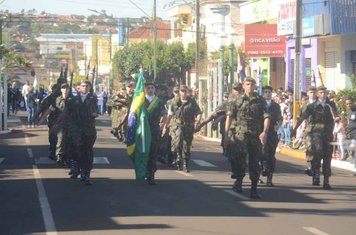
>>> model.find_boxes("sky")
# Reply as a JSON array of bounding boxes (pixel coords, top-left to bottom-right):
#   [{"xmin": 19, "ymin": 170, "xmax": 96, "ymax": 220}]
[{"xmin": 0, "ymin": 0, "xmax": 179, "ymax": 19}]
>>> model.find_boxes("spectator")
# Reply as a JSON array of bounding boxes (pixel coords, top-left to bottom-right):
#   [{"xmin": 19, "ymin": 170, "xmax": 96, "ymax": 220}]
[
  {"xmin": 22, "ymin": 80, "xmax": 30, "ymax": 108},
  {"xmin": 95, "ymin": 87, "xmax": 104, "ymax": 115},
  {"xmin": 333, "ymin": 116, "xmax": 346, "ymax": 160},
  {"xmin": 283, "ymin": 105, "xmax": 293, "ymax": 147},
  {"xmin": 8, "ymin": 82, "xmax": 21, "ymax": 115},
  {"xmin": 26, "ymin": 86, "xmax": 37, "ymax": 128}
]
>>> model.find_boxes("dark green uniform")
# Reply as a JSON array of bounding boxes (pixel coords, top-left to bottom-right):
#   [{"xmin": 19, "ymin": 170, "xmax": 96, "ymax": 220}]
[
  {"xmin": 298, "ymin": 99, "xmax": 338, "ymax": 187},
  {"xmin": 226, "ymin": 92, "xmax": 269, "ymax": 196},
  {"xmin": 145, "ymin": 96, "xmax": 166, "ymax": 184},
  {"xmin": 261, "ymin": 100, "xmax": 282, "ymax": 185},
  {"xmin": 64, "ymin": 93, "xmax": 98, "ymax": 185},
  {"xmin": 54, "ymin": 94, "xmax": 72, "ymax": 166},
  {"xmin": 169, "ymin": 97, "xmax": 202, "ymax": 171}
]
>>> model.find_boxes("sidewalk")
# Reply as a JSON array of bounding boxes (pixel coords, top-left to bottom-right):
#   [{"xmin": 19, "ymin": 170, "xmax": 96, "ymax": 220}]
[
  {"xmin": 198, "ymin": 135, "xmax": 356, "ymax": 174},
  {"xmin": 0, "ymin": 111, "xmax": 33, "ymax": 134}
]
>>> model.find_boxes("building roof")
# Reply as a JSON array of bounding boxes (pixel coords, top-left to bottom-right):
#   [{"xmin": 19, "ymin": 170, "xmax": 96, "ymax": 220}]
[
  {"xmin": 36, "ymin": 34, "xmax": 94, "ymax": 42},
  {"xmin": 129, "ymin": 19, "xmax": 171, "ymax": 41}
]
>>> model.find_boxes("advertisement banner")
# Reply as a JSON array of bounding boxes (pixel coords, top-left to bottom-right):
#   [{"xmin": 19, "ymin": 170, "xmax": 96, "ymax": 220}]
[{"xmin": 244, "ymin": 24, "xmax": 286, "ymax": 58}]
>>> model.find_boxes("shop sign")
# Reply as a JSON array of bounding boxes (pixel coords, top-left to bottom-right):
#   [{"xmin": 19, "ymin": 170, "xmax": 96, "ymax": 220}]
[
  {"xmin": 244, "ymin": 24, "xmax": 286, "ymax": 58},
  {"xmin": 277, "ymin": 0, "xmax": 296, "ymax": 35}
]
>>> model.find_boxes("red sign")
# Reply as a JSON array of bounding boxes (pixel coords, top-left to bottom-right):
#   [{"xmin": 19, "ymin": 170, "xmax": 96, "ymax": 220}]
[{"xmin": 244, "ymin": 24, "xmax": 286, "ymax": 58}]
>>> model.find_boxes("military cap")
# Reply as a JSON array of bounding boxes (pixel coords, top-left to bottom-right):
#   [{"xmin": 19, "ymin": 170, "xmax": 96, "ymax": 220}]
[
  {"xmin": 262, "ymin": 85, "xmax": 273, "ymax": 92},
  {"xmin": 80, "ymin": 80, "xmax": 91, "ymax": 86},
  {"xmin": 126, "ymin": 80, "xmax": 136, "ymax": 87},
  {"xmin": 144, "ymin": 80, "xmax": 156, "ymax": 87},
  {"xmin": 317, "ymin": 85, "xmax": 327, "ymax": 91},
  {"xmin": 180, "ymin": 84, "xmax": 188, "ymax": 91},
  {"xmin": 223, "ymin": 92, "xmax": 229, "ymax": 98},
  {"xmin": 307, "ymin": 86, "xmax": 317, "ymax": 92},
  {"xmin": 244, "ymin": 77, "xmax": 256, "ymax": 84},
  {"xmin": 60, "ymin": 83, "xmax": 69, "ymax": 89},
  {"xmin": 232, "ymin": 82, "xmax": 243, "ymax": 92},
  {"xmin": 173, "ymin": 86, "xmax": 180, "ymax": 92}
]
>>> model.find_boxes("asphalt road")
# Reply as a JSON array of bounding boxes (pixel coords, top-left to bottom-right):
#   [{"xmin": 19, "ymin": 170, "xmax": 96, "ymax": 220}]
[{"xmin": 1, "ymin": 114, "xmax": 356, "ymax": 235}]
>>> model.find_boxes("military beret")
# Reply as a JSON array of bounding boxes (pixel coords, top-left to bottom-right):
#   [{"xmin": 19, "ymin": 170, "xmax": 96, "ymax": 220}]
[
  {"xmin": 317, "ymin": 85, "xmax": 327, "ymax": 91},
  {"xmin": 223, "ymin": 92, "xmax": 229, "ymax": 97},
  {"xmin": 307, "ymin": 86, "xmax": 317, "ymax": 92},
  {"xmin": 144, "ymin": 80, "xmax": 156, "ymax": 87},
  {"xmin": 60, "ymin": 83, "xmax": 69, "ymax": 89},
  {"xmin": 263, "ymin": 85, "xmax": 273, "ymax": 91},
  {"xmin": 244, "ymin": 77, "xmax": 256, "ymax": 84},
  {"xmin": 180, "ymin": 84, "xmax": 188, "ymax": 91},
  {"xmin": 173, "ymin": 86, "xmax": 180, "ymax": 92}
]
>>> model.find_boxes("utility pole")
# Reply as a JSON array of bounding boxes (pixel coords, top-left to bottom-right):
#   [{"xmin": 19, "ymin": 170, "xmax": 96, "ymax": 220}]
[
  {"xmin": 229, "ymin": 44, "xmax": 234, "ymax": 92},
  {"xmin": 153, "ymin": 0, "xmax": 157, "ymax": 81},
  {"xmin": 195, "ymin": 0, "xmax": 200, "ymax": 86},
  {"xmin": 293, "ymin": 0, "xmax": 302, "ymax": 139},
  {"xmin": 0, "ymin": 18, "xmax": 3, "ymax": 130}
]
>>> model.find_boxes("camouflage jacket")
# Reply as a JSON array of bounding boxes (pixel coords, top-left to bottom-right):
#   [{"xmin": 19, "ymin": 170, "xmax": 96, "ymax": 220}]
[
  {"xmin": 266, "ymin": 100, "xmax": 282, "ymax": 133},
  {"xmin": 300, "ymin": 99, "xmax": 338, "ymax": 134},
  {"xmin": 170, "ymin": 97, "xmax": 202, "ymax": 125},
  {"xmin": 145, "ymin": 96, "xmax": 166, "ymax": 135},
  {"xmin": 227, "ymin": 92, "xmax": 270, "ymax": 135}
]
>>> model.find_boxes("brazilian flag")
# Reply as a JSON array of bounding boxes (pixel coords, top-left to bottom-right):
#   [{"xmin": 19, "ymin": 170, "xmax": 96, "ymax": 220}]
[{"xmin": 126, "ymin": 73, "xmax": 151, "ymax": 180}]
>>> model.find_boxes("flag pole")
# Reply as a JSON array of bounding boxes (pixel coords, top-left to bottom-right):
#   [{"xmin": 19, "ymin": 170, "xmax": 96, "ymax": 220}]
[{"xmin": 141, "ymin": 115, "xmax": 145, "ymax": 153}]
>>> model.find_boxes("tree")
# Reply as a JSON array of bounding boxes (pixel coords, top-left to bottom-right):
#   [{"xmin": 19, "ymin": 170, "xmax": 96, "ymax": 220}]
[{"xmin": 0, "ymin": 44, "xmax": 32, "ymax": 69}]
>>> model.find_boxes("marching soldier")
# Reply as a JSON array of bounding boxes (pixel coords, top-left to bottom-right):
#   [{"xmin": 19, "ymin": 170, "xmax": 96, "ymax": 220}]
[
  {"xmin": 60, "ymin": 80, "xmax": 99, "ymax": 185},
  {"xmin": 292, "ymin": 86, "xmax": 339, "ymax": 189},
  {"xmin": 163, "ymin": 84, "xmax": 202, "ymax": 172},
  {"xmin": 109, "ymin": 85, "xmax": 128, "ymax": 141},
  {"xmin": 54, "ymin": 83, "xmax": 72, "ymax": 166},
  {"xmin": 224, "ymin": 78, "xmax": 270, "ymax": 199},
  {"xmin": 261, "ymin": 86, "xmax": 282, "ymax": 187},
  {"xmin": 298, "ymin": 86, "xmax": 317, "ymax": 176},
  {"xmin": 144, "ymin": 81, "xmax": 167, "ymax": 185}
]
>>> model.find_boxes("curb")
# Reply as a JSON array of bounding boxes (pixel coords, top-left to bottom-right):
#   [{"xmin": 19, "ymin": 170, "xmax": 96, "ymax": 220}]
[{"xmin": 198, "ymin": 134, "xmax": 355, "ymax": 173}]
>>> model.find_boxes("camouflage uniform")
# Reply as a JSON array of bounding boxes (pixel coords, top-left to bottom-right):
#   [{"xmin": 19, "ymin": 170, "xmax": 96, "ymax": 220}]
[
  {"xmin": 145, "ymin": 96, "xmax": 166, "ymax": 184},
  {"xmin": 297, "ymin": 97, "xmax": 338, "ymax": 188},
  {"xmin": 226, "ymin": 92, "xmax": 269, "ymax": 195},
  {"xmin": 108, "ymin": 92, "xmax": 128, "ymax": 141},
  {"xmin": 170, "ymin": 96, "xmax": 202, "ymax": 171},
  {"xmin": 54, "ymin": 91, "xmax": 72, "ymax": 166},
  {"xmin": 261, "ymin": 99, "xmax": 282, "ymax": 185},
  {"xmin": 64, "ymin": 92, "xmax": 98, "ymax": 185},
  {"xmin": 165, "ymin": 95, "xmax": 179, "ymax": 165}
]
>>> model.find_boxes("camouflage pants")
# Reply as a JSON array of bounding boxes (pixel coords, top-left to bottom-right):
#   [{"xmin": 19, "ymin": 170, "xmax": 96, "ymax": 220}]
[
  {"xmin": 171, "ymin": 124, "xmax": 194, "ymax": 161},
  {"xmin": 304, "ymin": 132, "xmax": 333, "ymax": 176},
  {"xmin": 56, "ymin": 128, "xmax": 68, "ymax": 162},
  {"xmin": 48, "ymin": 122, "xmax": 58, "ymax": 157},
  {"xmin": 229, "ymin": 132, "xmax": 262, "ymax": 182},
  {"xmin": 261, "ymin": 131, "xmax": 279, "ymax": 174}
]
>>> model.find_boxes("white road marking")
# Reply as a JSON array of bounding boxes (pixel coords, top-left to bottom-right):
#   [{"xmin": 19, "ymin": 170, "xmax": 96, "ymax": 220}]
[
  {"xmin": 224, "ymin": 189, "xmax": 249, "ymax": 200},
  {"xmin": 32, "ymin": 165, "xmax": 57, "ymax": 235},
  {"xmin": 24, "ymin": 134, "xmax": 30, "ymax": 144},
  {"xmin": 175, "ymin": 170, "xmax": 193, "ymax": 177},
  {"xmin": 35, "ymin": 157, "xmax": 110, "ymax": 165},
  {"xmin": 27, "ymin": 148, "xmax": 33, "ymax": 158},
  {"xmin": 192, "ymin": 159, "xmax": 217, "ymax": 167},
  {"xmin": 0, "ymin": 158, "xmax": 4, "ymax": 164},
  {"xmin": 93, "ymin": 157, "xmax": 110, "ymax": 164},
  {"xmin": 303, "ymin": 227, "xmax": 330, "ymax": 235}
]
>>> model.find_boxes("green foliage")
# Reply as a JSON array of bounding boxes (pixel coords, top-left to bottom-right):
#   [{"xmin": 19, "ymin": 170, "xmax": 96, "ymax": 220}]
[
  {"xmin": 335, "ymin": 74, "xmax": 356, "ymax": 113},
  {"xmin": 112, "ymin": 41, "xmax": 200, "ymax": 85},
  {"xmin": 0, "ymin": 44, "xmax": 32, "ymax": 69}
]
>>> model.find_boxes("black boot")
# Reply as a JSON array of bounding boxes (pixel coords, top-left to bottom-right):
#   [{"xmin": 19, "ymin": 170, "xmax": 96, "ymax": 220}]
[
  {"xmin": 232, "ymin": 178, "xmax": 243, "ymax": 193},
  {"xmin": 261, "ymin": 161, "xmax": 268, "ymax": 177},
  {"xmin": 312, "ymin": 170, "xmax": 320, "ymax": 186},
  {"xmin": 183, "ymin": 160, "xmax": 190, "ymax": 173},
  {"xmin": 304, "ymin": 162, "xmax": 313, "ymax": 176},
  {"xmin": 176, "ymin": 155, "xmax": 183, "ymax": 171},
  {"xmin": 250, "ymin": 181, "xmax": 261, "ymax": 199},
  {"xmin": 323, "ymin": 176, "xmax": 332, "ymax": 190},
  {"xmin": 81, "ymin": 170, "xmax": 93, "ymax": 186},
  {"xmin": 69, "ymin": 160, "xmax": 79, "ymax": 179},
  {"xmin": 146, "ymin": 172, "xmax": 157, "ymax": 186},
  {"xmin": 266, "ymin": 173, "xmax": 274, "ymax": 187}
]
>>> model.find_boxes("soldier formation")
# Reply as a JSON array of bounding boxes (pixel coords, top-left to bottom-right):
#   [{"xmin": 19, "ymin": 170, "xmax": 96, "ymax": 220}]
[{"xmin": 32, "ymin": 68, "xmax": 344, "ymax": 195}]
